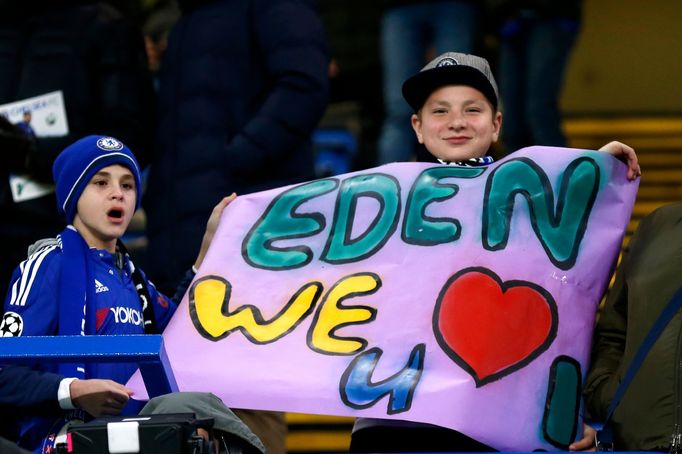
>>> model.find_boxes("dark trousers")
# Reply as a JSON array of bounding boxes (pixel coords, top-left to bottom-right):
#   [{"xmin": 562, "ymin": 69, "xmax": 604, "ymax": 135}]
[{"xmin": 350, "ymin": 425, "xmax": 496, "ymax": 453}]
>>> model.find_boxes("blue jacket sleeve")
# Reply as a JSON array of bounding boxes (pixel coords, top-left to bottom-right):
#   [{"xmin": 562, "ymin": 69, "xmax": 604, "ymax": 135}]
[
  {"xmin": 3, "ymin": 245, "xmax": 60, "ymax": 338},
  {"xmin": 1, "ymin": 245, "xmax": 61, "ymax": 421},
  {"xmin": 0, "ymin": 366, "xmax": 62, "ymax": 410}
]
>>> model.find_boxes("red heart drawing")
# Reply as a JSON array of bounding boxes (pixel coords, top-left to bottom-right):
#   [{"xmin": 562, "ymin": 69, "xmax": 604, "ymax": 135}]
[{"xmin": 433, "ymin": 267, "xmax": 557, "ymax": 386}]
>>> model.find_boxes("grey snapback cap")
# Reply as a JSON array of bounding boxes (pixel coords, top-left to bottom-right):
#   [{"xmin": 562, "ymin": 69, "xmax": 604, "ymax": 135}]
[{"xmin": 402, "ymin": 52, "xmax": 499, "ymax": 111}]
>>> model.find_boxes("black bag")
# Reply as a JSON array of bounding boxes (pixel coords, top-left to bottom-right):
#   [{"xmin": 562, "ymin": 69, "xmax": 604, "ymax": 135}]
[{"xmin": 60, "ymin": 413, "xmax": 214, "ymax": 454}]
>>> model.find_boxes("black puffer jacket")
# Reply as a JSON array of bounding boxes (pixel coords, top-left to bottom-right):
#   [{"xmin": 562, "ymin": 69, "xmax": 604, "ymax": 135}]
[{"xmin": 143, "ymin": 0, "xmax": 329, "ymax": 293}]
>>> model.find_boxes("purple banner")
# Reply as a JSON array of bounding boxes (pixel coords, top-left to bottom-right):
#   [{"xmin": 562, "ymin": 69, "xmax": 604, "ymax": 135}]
[{"xmin": 129, "ymin": 146, "xmax": 638, "ymax": 451}]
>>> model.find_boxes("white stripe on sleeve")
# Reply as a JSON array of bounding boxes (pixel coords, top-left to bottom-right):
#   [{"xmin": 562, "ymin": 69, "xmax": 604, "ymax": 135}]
[{"xmin": 10, "ymin": 245, "xmax": 58, "ymax": 307}]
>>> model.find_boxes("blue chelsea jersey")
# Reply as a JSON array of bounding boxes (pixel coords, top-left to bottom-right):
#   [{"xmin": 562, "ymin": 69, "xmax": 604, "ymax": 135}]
[
  {"xmin": 1, "ymin": 240, "xmax": 179, "ymax": 453},
  {"xmin": 3, "ymin": 241, "xmax": 177, "ymax": 382}
]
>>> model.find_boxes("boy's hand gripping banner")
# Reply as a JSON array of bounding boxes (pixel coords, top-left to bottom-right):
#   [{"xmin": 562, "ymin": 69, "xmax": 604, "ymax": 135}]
[{"xmin": 130, "ymin": 146, "xmax": 638, "ymax": 451}]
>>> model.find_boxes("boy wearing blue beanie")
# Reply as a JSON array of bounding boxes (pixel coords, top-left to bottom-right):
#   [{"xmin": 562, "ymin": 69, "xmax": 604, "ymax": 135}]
[{"xmin": 0, "ymin": 135, "xmax": 236, "ymax": 452}]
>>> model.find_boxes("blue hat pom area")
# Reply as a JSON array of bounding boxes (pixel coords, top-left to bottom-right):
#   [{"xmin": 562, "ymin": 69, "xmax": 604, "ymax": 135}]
[{"xmin": 52, "ymin": 135, "xmax": 143, "ymax": 222}]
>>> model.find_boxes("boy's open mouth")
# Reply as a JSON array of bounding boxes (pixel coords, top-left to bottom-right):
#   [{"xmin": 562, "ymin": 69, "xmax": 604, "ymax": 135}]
[{"xmin": 108, "ymin": 209, "xmax": 123, "ymax": 219}]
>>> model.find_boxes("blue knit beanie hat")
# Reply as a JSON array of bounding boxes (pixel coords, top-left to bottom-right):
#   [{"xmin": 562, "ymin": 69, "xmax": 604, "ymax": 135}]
[{"xmin": 52, "ymin": 135, "xmax": 142, "ymax": 222}]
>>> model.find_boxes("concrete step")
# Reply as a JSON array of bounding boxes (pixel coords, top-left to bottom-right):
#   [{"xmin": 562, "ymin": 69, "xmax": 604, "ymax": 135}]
[
  {"xmin": 565, "ymin": 116, "xmax": 682, "ymax": 152},
  {"xmin": 631, "ymin": 200, "xmax": 670, "ymax": 218},
  {"xmin": 635, "ymin": 184, "xmax": 682, "ymax": 200},
  {"xmin": 286, "ymin": 432, "xmax": 351, "ymax": 453},
  {"xmin": 570, "ymin": 136, "xmax": 682, "ymax": 151},
  {"xmin": 640, "ymin": 169, "xmax": 682, "ymax": 184},
  {"xmin": 637, "ymin": 152, "xmax": 682, "ymax": 167},
  {"xmin": 286, "ymin": 413, "xmax": 353, "ymax": 424},
  {"xmin": 286, "ymin": 413, "xmax": 352, "ymax": 453},
  {"xmin": 564, "ymin": 116, "xmax": 682, "ymax": 136}
]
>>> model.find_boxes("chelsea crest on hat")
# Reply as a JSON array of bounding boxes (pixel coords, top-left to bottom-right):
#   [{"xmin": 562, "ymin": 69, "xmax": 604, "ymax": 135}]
[{"xmin": 96, "ymin": 136, "xmax": 125, "ymax": 151}]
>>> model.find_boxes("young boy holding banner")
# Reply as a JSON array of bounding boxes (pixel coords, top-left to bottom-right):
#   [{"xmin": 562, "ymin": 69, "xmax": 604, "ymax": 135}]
[
  {"xmin": 349, "ymin": 52, "xmax": 640, "ymax": 452},
  {"xmin": 0, "ymin": 135, "xmax": 265, "ymax": 453}
]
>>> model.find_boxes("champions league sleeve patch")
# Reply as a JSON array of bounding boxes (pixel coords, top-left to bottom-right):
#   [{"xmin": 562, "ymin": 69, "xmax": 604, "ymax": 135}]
[{"xmin": 0, "ymin": 311, "xmax": 23, "ymax": 337}]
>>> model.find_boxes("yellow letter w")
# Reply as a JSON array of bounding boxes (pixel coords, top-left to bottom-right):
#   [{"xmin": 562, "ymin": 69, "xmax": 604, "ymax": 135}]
[{"xmin": 189, "ymin": 275, "xmax": 323, "ymax": 343}]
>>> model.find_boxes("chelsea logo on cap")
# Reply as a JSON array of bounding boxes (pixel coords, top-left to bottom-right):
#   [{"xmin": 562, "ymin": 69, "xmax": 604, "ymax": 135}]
[
  {"xmin": 436, "ymin": 57, "xmax": 458, "ymax": 67},
  {"xmin": 96, "ymin": 137, "xmax": 124, "ymax": 151}
]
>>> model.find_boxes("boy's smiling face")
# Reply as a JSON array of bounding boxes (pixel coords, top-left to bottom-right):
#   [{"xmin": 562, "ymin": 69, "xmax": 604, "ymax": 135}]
[
  {"xmin": 73, "ymin": 164, "xmax": 137, "ymax": 252},
  {"xmin": 411, "ymin": 85, "xmax": 502, "ymax": 162}
]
